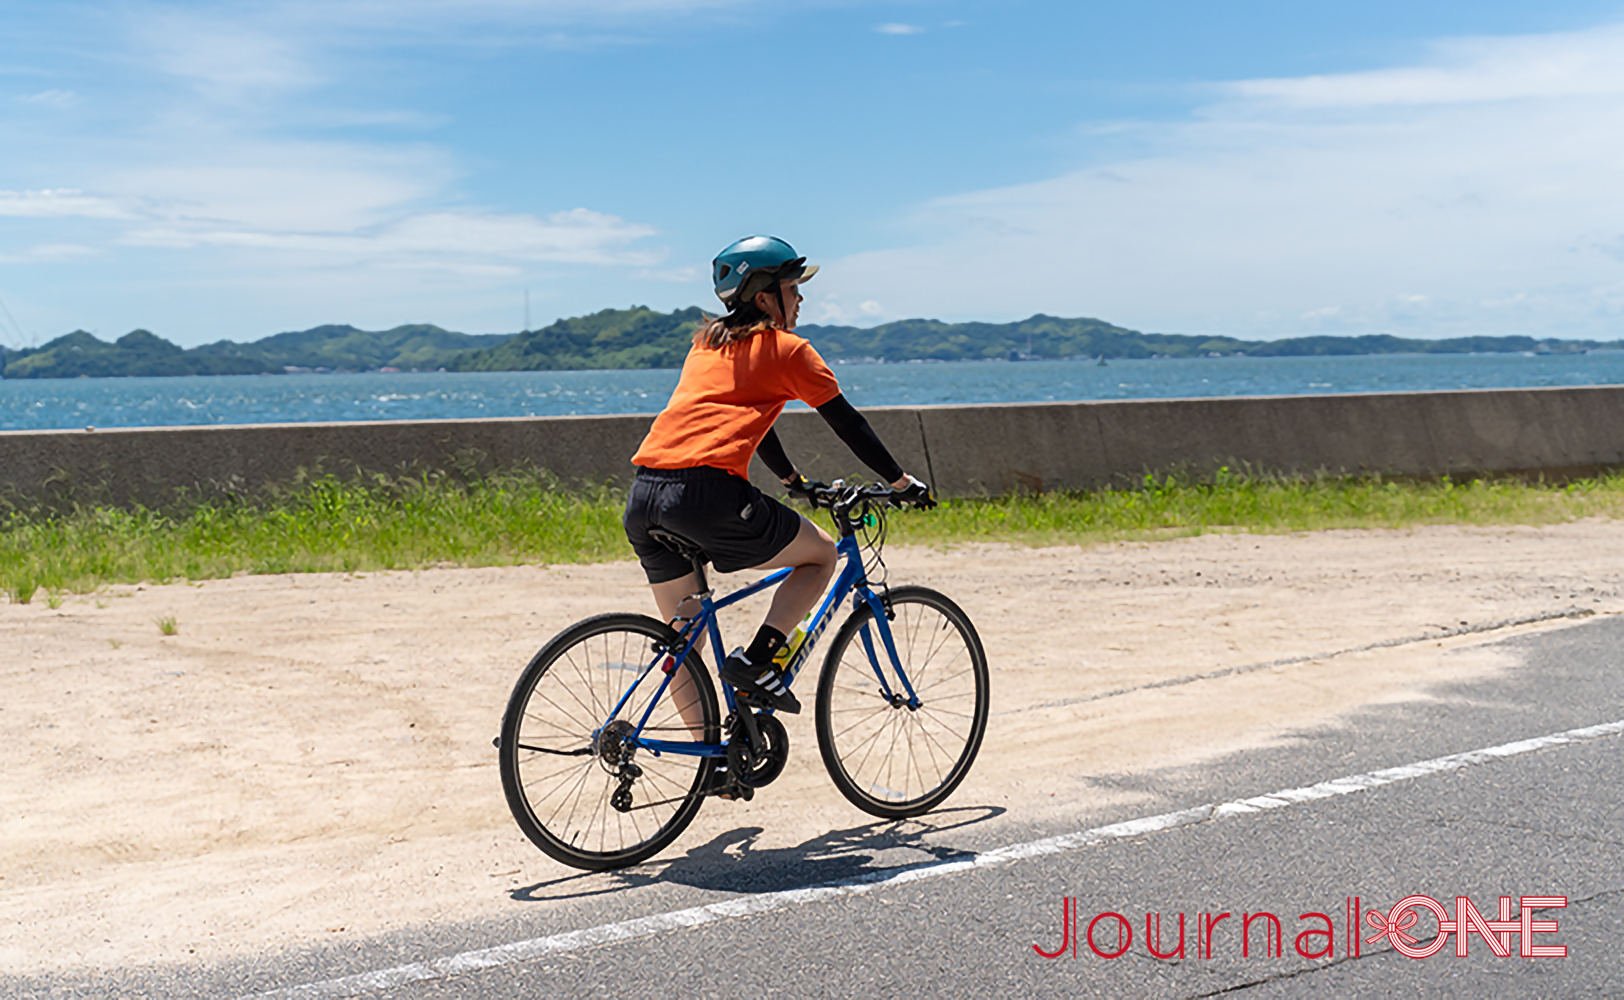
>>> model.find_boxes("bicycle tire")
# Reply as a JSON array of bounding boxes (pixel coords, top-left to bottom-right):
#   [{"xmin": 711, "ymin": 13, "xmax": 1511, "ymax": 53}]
[
  {"xmin": 814, "ymin": 586, "xmax": 989, "ymax": 818},
  {"xmin": 499, "ymin": 613, "xmax": 719, "ymax": 870}
]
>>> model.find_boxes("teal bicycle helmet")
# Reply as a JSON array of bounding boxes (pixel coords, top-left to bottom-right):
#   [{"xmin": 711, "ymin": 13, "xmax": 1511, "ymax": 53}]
[{"xmin": 712, "ymin": 235, "xmax": 818, "ymax": 307}]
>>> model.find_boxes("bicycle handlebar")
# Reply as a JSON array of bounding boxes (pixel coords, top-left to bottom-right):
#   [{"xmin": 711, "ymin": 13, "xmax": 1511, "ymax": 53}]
[{"xmin": 807, "ymin": 480, "xmax": 923, "ymax": 513}]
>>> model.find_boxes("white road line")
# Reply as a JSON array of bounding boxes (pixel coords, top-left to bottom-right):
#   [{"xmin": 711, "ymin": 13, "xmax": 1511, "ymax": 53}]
[{"xmin": 246, "ymin": 717, "xmax": 1624, "ymax": 1000}]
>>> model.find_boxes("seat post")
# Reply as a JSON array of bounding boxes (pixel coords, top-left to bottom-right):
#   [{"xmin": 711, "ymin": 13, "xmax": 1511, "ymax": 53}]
[{"xmin": 689, "ymin": 554, "xmax": 709, "ymax": 595}]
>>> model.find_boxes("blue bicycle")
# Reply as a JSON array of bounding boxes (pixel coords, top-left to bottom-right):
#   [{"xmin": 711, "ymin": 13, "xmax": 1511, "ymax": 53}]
[{"xmin": 498, "ymin": 481, "xmax": 990, "ymax": 870}]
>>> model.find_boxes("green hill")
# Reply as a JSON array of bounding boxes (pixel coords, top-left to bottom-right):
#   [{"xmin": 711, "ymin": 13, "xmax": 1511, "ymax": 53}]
[
  {"xmin": 445, "ymin": 308, "xmax": 1258, "ymax": 369},
  {"xmin": 2, "ymin": 324, "xmax": 516, "ymax": 379},
  {"xmin": 1239, "ymin": 334, "xmax": 1556, "ymax": 357},
  {"xmin": 797, "ymin": 318, "xmax": 1616, "ymax": 361},
  {"xmin": 5, "ymin": 309, "xmax": 1615, "ymax": 379},
  {"xmin": 193, "ymin": 323, "xmax": 513, "ymax": 372},
  {"xmin": 448, "ymin": 307, "xmax": 706, "ymax": 371},
  {"xmin": 2, "ymin": 330, "xmax": 276, "ymax": 378},
  {"xmin": 799, "ymin": 314, "xmax": 1246, "ymax": 361}
]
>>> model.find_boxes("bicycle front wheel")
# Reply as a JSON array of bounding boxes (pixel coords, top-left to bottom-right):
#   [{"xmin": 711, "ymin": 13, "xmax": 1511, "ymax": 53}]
[
  {"xmin": 815, "ymin": 586, "xmax": 989, "ymax": 818},
  {"xmin": 499, "ymin": 613, "xmax": 719, "ymax": 870}
]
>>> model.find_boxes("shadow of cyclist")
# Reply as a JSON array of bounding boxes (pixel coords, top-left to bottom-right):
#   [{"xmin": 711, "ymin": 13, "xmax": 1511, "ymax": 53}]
[{"xmin": 509, "ymin": 805, "xmax": 1003, "ymax": 902}]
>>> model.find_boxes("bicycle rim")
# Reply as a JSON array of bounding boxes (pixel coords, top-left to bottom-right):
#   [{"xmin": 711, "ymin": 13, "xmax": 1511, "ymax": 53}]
[
  {"xmin": 815, "ymin": 586, "xmax": 989, "ymax": 818},
  {"xmin": 499, "ymin": 613, "xmax": 719, "ymax": 870}
]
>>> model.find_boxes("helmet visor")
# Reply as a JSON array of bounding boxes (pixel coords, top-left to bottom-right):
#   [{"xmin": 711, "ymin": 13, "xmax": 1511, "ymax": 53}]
[
  {"xmin": 784, "ymin": 262, "xmax": 818, "ymax": 285},
  {"xmin": 737, "ymin": 258, "xmax": 816, "ymax": 303}
]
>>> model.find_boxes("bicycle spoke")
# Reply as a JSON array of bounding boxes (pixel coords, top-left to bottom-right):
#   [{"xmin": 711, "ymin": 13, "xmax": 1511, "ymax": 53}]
[
  {"xmin": 638, "ymin": 765, "xmax": 691, "ymax": 795},
  {"xmin": 847, "ymin": 711, "xmax": 894, "ymax": 781},
  {"xmin": 829, "ymin": 698, "xmax": 894, "ymax": 741},
  {"xmin": 522, "ymin": 689, "xmax": 597, "ymax": 738},
  {"xmin": 911, "ymin": 713, "xmax": 951, "ymax": 780},
  {"xmin": 915, "ymin": 717, "xmax": 961, "ymax": 774},
  {"xmin": 518, "ymin": 757, "xmax": 593, "ymax": 794},
  {"xmin": 817, "ymin": 589, "xmax": 987, "ymax": 819},
  {"xmin": 557, "ymin": 644, "xmax": 607, "ymax": 723},
  {"xmin": 545, "ymin": 761, "xmax": 594, "ymax": 831},
  {"xmin": 501, "ymin": 615, "xmax": 719, "ymax": 869}
]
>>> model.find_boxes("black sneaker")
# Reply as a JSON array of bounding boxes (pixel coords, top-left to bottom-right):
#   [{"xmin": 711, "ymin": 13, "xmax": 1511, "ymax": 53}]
[{"xmin": 719, "ymin": 648, "xmax": 802, "ymax": 715}]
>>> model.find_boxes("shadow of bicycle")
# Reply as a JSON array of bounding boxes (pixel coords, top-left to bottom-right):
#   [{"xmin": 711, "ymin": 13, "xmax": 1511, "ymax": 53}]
[{"xmin": 509, "ymin": 805, "xmax": 1004, "ymax": 902}]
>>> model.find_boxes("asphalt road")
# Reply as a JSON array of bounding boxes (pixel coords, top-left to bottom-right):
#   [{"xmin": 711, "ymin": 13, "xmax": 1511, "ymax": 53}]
[{"xmin": 10, "ymin": 615, "xmax": 1623, "ymax": 999}]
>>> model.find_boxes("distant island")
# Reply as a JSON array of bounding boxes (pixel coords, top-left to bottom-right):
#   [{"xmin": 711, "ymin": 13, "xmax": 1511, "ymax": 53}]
[
  {"xmin": 1, "ymin": 306, "xmax": 1617, "ymax": 379},
  {"xmin": 0, "ymin": 324, "xmax": 513, "ymax": 379}
]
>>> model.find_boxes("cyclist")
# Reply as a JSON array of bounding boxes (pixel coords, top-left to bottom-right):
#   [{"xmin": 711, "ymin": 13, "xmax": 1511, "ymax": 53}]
[{"xmin": 625, "ymin": 235, "xmax": 935, "ymax": 715}]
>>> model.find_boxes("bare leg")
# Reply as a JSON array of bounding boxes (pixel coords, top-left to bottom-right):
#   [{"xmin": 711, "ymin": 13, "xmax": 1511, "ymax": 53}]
[
  {"xmin": 644, "ymin": 517, "xmax": 834, "ymax": 732},
  {"xmin": 646, "ymin": 515, "xmax": 834, "ymax": 729},
  {"xmin": 750, "ymin": 515, "xmax": 838, "ymax": 633},
  {"xmin": 650, "ymin": 573, "xmax": 704, "ymax": 649},
  {"xmin": 649, "ymin": 573, "xmax": 707, "ymax": 737}
]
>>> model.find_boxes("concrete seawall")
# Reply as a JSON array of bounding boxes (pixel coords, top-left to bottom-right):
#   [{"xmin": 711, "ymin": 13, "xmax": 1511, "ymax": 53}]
[{"xmin": 3, "ymin": 386, "xmax": 1621, "ymax": 506}]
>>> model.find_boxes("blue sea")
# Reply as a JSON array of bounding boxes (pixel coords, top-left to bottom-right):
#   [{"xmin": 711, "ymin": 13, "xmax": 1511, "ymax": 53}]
[{"xmin": 3, "ymin": 352, "xmax": 1623, "ymax": 432}]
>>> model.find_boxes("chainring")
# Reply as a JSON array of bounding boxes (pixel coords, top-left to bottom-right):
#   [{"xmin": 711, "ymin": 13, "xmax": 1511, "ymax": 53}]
[{"xmin": 726, "ymin": 711, "xmax": 789, "ymax": 789}]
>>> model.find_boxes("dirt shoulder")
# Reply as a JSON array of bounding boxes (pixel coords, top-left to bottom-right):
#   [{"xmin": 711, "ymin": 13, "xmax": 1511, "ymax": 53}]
[{"xmin": 3, "ymin": 521, "xmax": 1621, "ymax": 973}]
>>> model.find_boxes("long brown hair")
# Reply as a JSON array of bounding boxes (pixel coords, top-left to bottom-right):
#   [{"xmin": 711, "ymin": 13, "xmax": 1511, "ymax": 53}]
[{"xmin": 694, "ymin": 297, "xmax": 776, "ymax": 349}]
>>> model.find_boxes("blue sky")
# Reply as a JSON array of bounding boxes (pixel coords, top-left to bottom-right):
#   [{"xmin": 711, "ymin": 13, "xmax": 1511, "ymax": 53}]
[{"xmin": 5, "ymin": 1, "xmax": 1624, "ymax": 347}]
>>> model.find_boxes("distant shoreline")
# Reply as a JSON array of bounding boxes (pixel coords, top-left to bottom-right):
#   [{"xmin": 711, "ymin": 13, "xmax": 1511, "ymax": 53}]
[
  {"xmin": 8, "ymin": 349, "xmax": 1622, "ymax": 382},
  {"xmin": 3, "ymin": 305, "xmax": 1619, "ymax": 380}
]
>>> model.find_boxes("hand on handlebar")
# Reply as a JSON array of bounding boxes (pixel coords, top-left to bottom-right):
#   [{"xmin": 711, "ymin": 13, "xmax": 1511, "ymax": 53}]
[
  {"xmin": 784, "ymin": 474, "xmax": 830, "ymax": 506},
  {"xmin": 889, "ymin": 474, "xmax": 937, "ymax": 510}
]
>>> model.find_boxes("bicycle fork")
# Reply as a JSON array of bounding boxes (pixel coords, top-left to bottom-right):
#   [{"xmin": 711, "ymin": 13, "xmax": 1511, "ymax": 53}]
[{"xmin": 856, "ymin": 589, "xmax": 922, "ymax": 711}]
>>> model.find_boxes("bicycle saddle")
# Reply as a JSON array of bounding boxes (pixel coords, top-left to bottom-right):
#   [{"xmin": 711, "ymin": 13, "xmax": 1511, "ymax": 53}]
[{"xmin": 646, "ymin": 528, "xmax": 710, "ymax": 565}]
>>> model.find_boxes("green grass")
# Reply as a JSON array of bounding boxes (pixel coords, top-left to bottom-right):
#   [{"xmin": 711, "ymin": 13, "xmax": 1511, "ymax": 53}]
[
  {"xmin": 1, "ymin": 471, "xmax": 627, "ymax": 599},
  {"xmin": 887, "ymin": 468, "xmax": 1624, "ymax": 546},
  {"xmin": 4, "ymin": 467, "xmax": 1624, "ymax": 599}
]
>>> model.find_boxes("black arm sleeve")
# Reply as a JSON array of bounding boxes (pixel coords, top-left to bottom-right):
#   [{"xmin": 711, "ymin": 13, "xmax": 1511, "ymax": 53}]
[
  {"xmin": 756, "ymin": 427, "xmax": 796, "ymax": 481},
  {"xmin": 815, "ymin": 393, "xmax": 905, "ymax": 484}
]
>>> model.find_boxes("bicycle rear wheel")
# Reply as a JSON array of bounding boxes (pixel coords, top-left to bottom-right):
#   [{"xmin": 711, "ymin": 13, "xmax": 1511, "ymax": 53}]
[
  {"xmin": 499, "ymin": 613, "xmax": 719, "ymax": 870},
  {"xmin": 815, "ymin": 586, "xmax": 989, "ymax": 818}
]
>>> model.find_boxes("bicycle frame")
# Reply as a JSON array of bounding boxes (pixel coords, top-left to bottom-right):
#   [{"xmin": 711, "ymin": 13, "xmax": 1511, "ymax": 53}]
[{"xmin": 607, "ymin": 529, "xmax": 918, "ymax": 759}]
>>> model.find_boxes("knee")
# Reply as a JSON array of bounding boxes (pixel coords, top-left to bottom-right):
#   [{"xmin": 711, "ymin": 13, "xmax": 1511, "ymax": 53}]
[{"xmin": 811, "ymin": 534, "xmax": 837, "ymax": 569}]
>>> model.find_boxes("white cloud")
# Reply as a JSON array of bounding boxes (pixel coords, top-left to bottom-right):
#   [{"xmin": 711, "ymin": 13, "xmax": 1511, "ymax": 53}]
[
  {"xmin": 807, "ymin": 296, "xmax": 890, "ymax": 326},
  {"xmin": 18, "ymin": 89, "xmax": 79, "ymax": 107},
  {"xmin": 0, "ymin": 189, "xmax": 133, "ymax": 219},
  {"xmin": 813, "ymin": 300, "xmax": 848, "ymax": 324},
  {"xmin": 134, "ymin": 11, "xmax": 319, "ymax": 100},
  {"xmin": 123, "ymin": 208, "xmax": 659, "ymax": 268},
  {"xmin": 0, "ymin": 243, "xmax": 101, "ymax": 263},
  {"xmin": 1234, "ymin": 25, "xmax": 1624, "ymax": 107},
  {"xmin": 815, "ymin": 23, "xmax": 1624, "ymax": 339},
  {"xmin": 293, "ymin": 0, "xmax": 757, "ymax": 24},
  {"xmin": 111, "ymin": 149, "xmax": 445, "ymax": 232},
  {"xmin": 637, "ymin": 265, "xmax": 705, "ymax": 283},
  {"xmin": 4, "ymin": 147, "xmax": 661, "ymax": 274},
  {"xmin": 135, "ymin": 0, "xmax": 765, "ymax": 52},
  {"xmin": 875, "ymin": 23, "xmax": 924, "ymax": 35}
]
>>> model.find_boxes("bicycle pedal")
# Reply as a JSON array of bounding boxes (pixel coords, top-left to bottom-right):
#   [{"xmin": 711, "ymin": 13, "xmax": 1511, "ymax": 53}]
[{"xmin": 711, "ymin": 781, "xmax": 754, "ymax": 802}]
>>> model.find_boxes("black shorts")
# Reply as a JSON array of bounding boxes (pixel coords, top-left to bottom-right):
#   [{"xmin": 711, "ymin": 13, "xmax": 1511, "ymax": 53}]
[{"xmin": 623, "ymin": 466, "xmax": 805, "ymax": 584}]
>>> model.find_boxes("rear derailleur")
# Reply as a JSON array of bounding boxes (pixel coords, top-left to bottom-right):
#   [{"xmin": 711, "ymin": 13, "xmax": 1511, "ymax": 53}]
[{"xmin": 596, "ymin": 719, "xmax": 644, "ymax": 814}]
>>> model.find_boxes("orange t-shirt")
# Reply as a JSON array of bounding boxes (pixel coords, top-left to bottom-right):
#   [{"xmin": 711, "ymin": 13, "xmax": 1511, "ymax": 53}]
[{"xmin": 631, "ymin": 327, "xmax": 842, "ymax": 480}]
